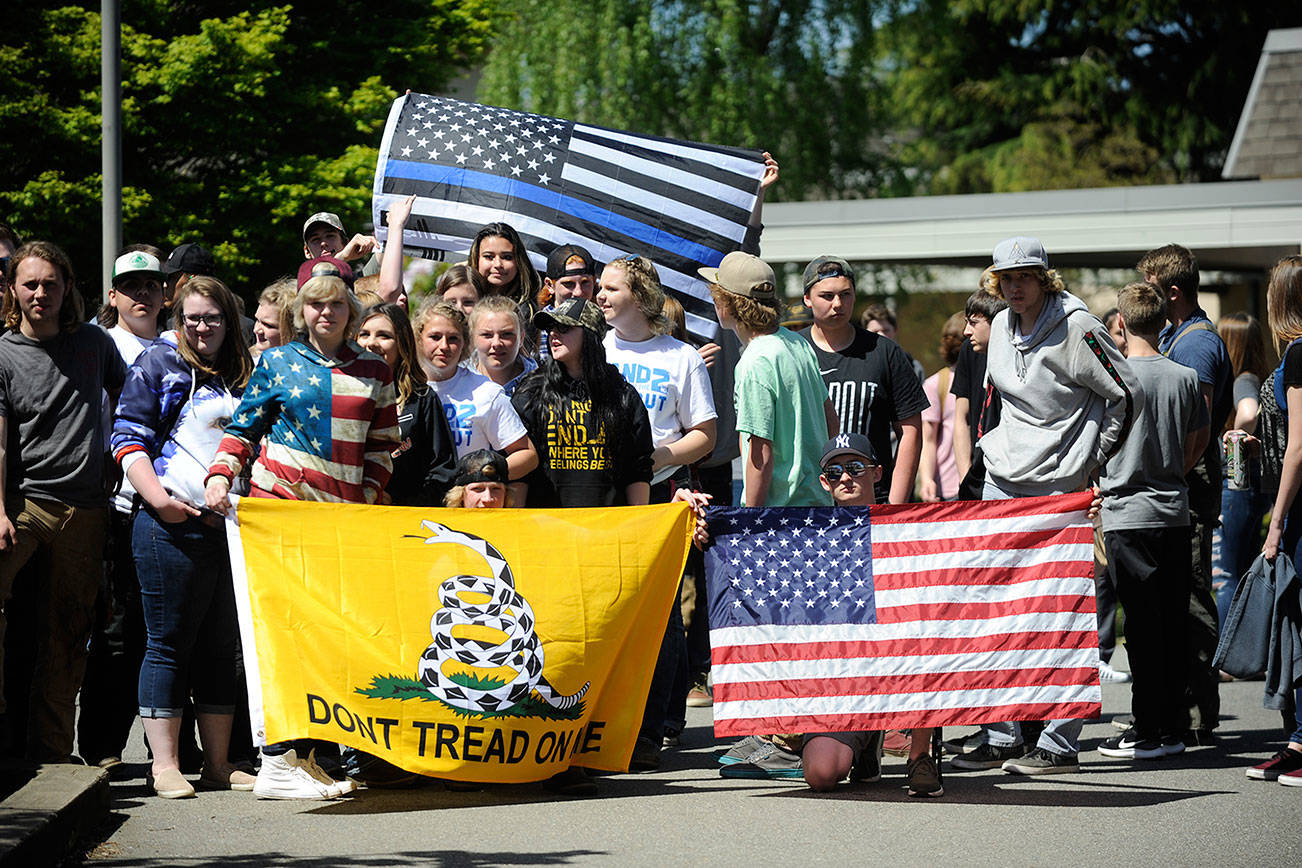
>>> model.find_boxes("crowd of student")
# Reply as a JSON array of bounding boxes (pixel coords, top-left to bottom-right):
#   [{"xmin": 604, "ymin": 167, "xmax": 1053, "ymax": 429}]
[{"xmin": 0, "ymin": 197, "xmax": 1299, "ymax": 805}]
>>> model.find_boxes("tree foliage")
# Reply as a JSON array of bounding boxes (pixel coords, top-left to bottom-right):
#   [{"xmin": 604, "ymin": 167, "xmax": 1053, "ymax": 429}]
[
  {"xmin": 1, "ymin": 1, "xmax": 495, "ymax": 299},
  {"xmin": 480, "ymin": 0, "xmax": 1302, "ymax": 200},
  {"xmin": 479, "ymin": 0, "xmax": 903, "ymax": 202},
  {"xmin": 881, "ymin": 0, "xmax": 1302, "ymax": 193}
]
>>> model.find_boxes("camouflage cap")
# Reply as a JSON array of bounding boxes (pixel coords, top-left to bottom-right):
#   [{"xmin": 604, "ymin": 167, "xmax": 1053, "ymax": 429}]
[{"xmin": 533, "ymin": 297, "xmax": 608, "ymax": 337}]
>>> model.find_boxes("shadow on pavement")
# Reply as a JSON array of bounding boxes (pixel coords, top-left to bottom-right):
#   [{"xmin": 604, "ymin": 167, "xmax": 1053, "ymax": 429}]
[
  {"xmin": 754, "ymin": 774, "xmax": 1234, "ymax": 807},
  {"xmin": 68, "ymin": 848, "xmax": 608, "ymax": 866},
  {"xmin": 297, "ymin": 776, "xmax": 776, "ymax": 815}
]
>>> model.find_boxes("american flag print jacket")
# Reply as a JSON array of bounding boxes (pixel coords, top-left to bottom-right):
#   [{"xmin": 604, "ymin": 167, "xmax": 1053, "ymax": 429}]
[{"xmin": 207, "ymin": 340, "xmax": 399, "ymax": 504}]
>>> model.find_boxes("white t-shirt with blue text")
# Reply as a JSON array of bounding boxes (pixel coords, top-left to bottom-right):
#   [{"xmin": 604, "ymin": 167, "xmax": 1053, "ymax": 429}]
[
  {"xmin": 604, "ymin": 332, "xmax": 716, "ymax": 483},
  {"xmin": 430, "ymin": 365, "xmax": 529, "ymax": 457}
]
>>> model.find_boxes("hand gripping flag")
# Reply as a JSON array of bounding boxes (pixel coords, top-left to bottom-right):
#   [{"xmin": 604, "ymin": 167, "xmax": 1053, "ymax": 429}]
[
  {"xmin": 704, "ymin": 492, "xmax": 1100, "ymax": 737},
  {"xmin": 227, "ymin": 499, "xmax": 691, "ymax": 781},
  {"xmin": 372, "ymin": 93, "xmax": 767, "ymax": 340}
]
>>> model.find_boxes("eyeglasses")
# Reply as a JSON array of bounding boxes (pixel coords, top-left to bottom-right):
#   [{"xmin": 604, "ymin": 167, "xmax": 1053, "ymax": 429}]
[
  {"xmin": 550, "ymin": 323, "xmax": 574, "ymax": 334},
  {"xmin": 821, "ymin": 460, "xmax": 872, "ymax": 479},
  {"xmin": 183, "ymin": 313, "xmax": 225, "ymax": 328}
]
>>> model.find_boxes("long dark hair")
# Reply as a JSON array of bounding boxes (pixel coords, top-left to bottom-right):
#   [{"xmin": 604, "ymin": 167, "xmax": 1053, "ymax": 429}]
[
  {"xmin": 468, "ymin": 222, "xmax": 540, "ymax": 306},
  {"xmin": 520, "ymin": 327, "xmax": 625, "ymax": 458},
  {"xmin": 360, "ymin": 302, "xmax": 427, "ymax": 408}
]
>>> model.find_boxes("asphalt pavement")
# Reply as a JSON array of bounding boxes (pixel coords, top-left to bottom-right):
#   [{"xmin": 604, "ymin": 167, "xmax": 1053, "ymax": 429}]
[{"xmin": 80, "ymin": 646, "xmax": 1301, "ymax": 867}]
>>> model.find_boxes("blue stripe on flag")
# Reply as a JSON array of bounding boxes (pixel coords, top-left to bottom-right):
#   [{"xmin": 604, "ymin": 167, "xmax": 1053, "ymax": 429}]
[{"xmin": 384, "ymin": 160, "xmax": 725, "ymax": 267}]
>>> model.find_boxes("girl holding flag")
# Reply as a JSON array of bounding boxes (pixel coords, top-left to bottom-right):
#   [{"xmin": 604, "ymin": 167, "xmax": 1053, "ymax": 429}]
[
  {"xmin": 112, "ymin": 276, "xmax": 253, "ymax": 799},
  {"xmin": 204, "ymin": 261, "xmax": 399, "ymax": 799}
]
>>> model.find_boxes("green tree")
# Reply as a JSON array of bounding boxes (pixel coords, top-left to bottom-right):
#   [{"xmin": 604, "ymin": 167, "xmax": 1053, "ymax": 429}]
[
  {"xmin": 881, "ymin": 0, "xmax": 1302, "ymax": 194},
  {"xmin": 479, "ymin": 0, "xmax": 904, "ymax": 202},
  {"xmin": 1, "ymin": 1, "xmax": 495, "ymax": 301}
]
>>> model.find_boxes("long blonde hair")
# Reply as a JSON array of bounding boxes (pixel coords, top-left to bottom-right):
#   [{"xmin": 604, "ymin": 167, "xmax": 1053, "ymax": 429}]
[
  {"xmin": 606, "ymin": 255, "xmax": 671, "ymax": 335},
  {"xmin": 172, "ymin": 276, "xmax": 253, "ymax": 389},
  {"xmin": 1267, "ymin": 256, "xmax": 1302, "ymax": 351}
]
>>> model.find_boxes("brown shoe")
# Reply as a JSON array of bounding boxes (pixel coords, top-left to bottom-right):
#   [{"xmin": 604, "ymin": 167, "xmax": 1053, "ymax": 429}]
[
  {"xmin": 906, "ymin": 753, "xmax": 944, "ymax": 798},
  {"xmin": 198, "ymin": 766, "xmax": 257, "ymax": 791}
]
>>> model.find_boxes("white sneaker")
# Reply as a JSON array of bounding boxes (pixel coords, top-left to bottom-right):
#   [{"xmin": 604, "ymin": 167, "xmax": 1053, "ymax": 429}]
[
  {"xmin": 253, "ymin": 750, "xmax": 339, "ymax": 800},
  {"xmin": 304, "ymin": 749, "xmax": 356, "ymax": 797},
  {"xmin": 1099, "ymin": 661, "xmax": 1133, "ymax": 683}
]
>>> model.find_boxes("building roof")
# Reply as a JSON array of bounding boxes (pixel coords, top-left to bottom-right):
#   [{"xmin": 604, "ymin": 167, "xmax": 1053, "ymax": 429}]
[
  {"xmin": 761, "ymin": 179, "xmax": 1302, "ymax": 272},
  {"xmin": 1224, "ymin": 27, "xmax": 1302, "ymax": 181}
]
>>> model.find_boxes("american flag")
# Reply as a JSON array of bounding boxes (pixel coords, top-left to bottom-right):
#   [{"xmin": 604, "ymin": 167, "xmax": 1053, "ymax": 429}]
[
  {"xmin": 704, "ymin": 492, "xmax": 1101, "ymax": 737},
  {"xmin": 372, "ymin": 93, "xmax": 767, "ymax": 340}
]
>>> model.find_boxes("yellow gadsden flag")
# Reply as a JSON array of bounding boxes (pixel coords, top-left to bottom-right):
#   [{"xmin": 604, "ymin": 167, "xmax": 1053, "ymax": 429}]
[{"xmin": 226, "ymin": 498, "xmax": 692, "ymax": 782}]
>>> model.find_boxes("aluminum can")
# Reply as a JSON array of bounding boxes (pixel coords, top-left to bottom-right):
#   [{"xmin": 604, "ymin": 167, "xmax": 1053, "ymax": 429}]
[{"xmin": 1225, "ymin": 430, "xmax": 1249, "ymax": 490}]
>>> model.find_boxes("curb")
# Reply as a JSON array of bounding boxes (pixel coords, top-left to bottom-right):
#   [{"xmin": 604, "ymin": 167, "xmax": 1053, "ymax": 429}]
[{"xmin": 0, "ymin": 762, "xmax": 110, "ymax": 866}]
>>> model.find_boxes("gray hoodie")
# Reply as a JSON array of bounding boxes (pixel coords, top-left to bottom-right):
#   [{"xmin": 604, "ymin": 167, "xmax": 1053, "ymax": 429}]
[{"xmin": 981, "ymin": 290, "xmax": 1138, "ymax": 495}]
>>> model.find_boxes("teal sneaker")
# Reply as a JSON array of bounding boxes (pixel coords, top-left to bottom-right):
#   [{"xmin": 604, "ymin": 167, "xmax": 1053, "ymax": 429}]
[{"xmin": 719, "ymin": 743, "xmax": 803, "ymax": 780}]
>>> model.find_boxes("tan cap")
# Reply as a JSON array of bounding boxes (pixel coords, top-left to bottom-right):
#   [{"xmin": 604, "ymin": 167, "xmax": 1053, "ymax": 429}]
[
  {"xmin": 302, "ymin": 211, "xmax": 345, "ymax": 241},
  {"xmin": 698, "ymin": 251, "xmax": 776, "ymax": 301}
]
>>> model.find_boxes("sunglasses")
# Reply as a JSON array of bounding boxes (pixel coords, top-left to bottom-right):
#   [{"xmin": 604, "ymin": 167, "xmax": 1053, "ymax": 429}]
[
  {"xmin": 550, "ymin": 323, "xmax": 575, "ymax": 334},
  {"xmin": 821, "ymin": 460, "xmax": 872, "ymax": 479}
]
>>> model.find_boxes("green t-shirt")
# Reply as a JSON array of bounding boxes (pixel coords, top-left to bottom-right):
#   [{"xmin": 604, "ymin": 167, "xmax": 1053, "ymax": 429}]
[{"xmin": 733, "ymin": 328, "xmax": 832, "ymax": 507}]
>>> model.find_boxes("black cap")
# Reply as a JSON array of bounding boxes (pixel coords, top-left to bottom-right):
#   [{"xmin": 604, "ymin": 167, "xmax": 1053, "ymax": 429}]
[
  {"xmin": 820, "ymin": 432, "xmax": 877, "ymax": 466},
  {"xmin": 546, "ymin": 244, "xmax": 596, "ymax": 280},
  {"xmin": 163, "ymin": 242, "xmax": 217, "ymax": 278},
  {"xmin": 454, "ymin": 450, "xmax": 510, "ymax": 488}
]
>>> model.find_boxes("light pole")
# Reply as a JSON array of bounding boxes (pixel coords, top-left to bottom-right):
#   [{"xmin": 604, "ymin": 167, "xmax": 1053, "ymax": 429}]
[{"xmin": 101, "ymin": 0, "xmax": 121, "ymax": 301}]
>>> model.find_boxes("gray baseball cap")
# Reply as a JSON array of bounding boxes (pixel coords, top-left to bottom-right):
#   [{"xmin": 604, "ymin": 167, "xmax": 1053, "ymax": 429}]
[{"xmin": 991, "ymin": 237, "xmax": 1048, "ymax": 272}]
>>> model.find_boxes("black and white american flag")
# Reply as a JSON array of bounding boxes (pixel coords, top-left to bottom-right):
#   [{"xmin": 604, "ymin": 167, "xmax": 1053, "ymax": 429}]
[{"xmin": 372, "ymin": 93, "xmax": 767, "ymax": 339}]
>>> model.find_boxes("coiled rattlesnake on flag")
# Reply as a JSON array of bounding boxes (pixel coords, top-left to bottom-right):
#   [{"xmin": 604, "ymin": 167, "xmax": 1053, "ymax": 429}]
[{"xmin": 416, "ymin": 520, "xmax": 589, "ymax": 713}]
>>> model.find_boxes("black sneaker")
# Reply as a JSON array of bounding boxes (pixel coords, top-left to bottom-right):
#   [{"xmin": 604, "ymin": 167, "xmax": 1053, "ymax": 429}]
[
  {"xmin": 1160, "ymin": 735, "xmax": 1186, "ymax": 756},
  {"xmin": 1182, "ymin": 728, "xmax": 1218, "ymax": 748},
  {"xmin": 544, "ymin": 766, "xmax": 597, "ymax": 797},
  {"xmin": 1002, "ymin": 748, "xmax": 1079, "ymax": 775},
  {"xmin": 950, "ymin": 742, "xmax": 1025, "ymax": 770},
  {"xmin": 942, "ymin": 729, "xmax": 984, "ymax": 755},
  {"xmin": 1098, "ymin": 729, "xmax": 1165, "ymax": 760},
  {"xmin": 630, "ymin": 736, "xmax": 661, "ymax": 772}
]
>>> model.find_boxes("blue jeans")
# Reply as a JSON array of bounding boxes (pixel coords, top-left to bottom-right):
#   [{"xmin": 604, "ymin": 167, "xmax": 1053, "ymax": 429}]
[
  {"xmin": 1216, "ymin": 480, "xmax": 1266, "ymax": 626},
  {"xmin": 980, "ymin": 479, "xmax": 1084, "ymax": 756},
  {"xmin": 135, "ymin": 509, "xmax": 238, "ymax": 718},
  {"xmin": 1280, "ymin": 502, "xmax": 1302, "ymax": 746}
]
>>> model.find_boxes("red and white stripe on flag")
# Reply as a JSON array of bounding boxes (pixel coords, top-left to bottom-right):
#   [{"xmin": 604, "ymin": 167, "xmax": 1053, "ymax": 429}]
[{"xmin": 708, "ymin": 491, "xmax": 1100, "ymax": 737}]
